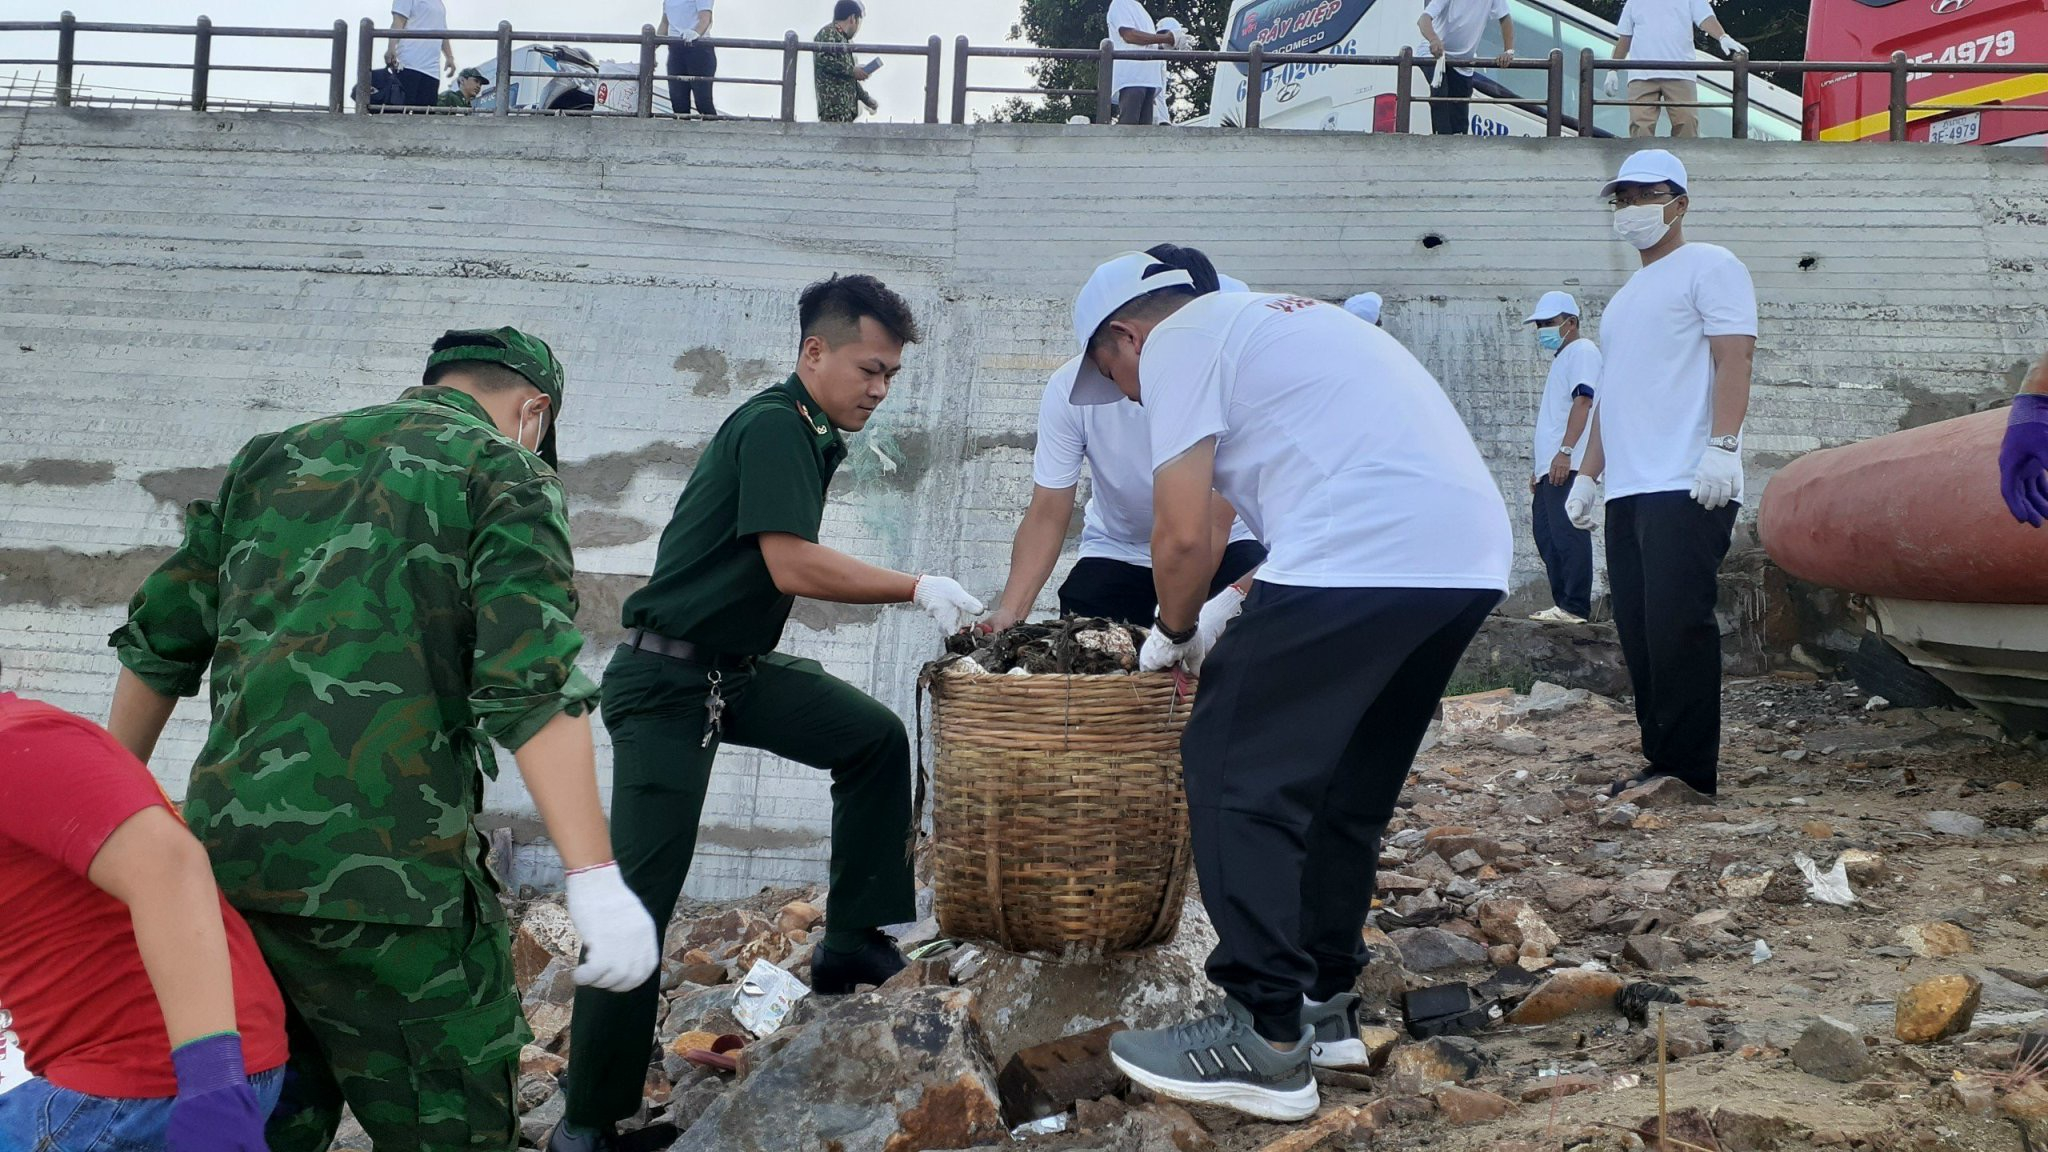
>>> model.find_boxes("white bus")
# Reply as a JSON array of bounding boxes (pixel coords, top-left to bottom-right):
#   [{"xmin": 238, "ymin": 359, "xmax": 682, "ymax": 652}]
[{"xmin": 1195, "ymin": 0, "xmax": 1801, "ymax": 138}]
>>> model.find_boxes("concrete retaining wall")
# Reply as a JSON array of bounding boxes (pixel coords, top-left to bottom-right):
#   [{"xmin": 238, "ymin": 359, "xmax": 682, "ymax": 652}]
[{"xmin": 4, "ymin": 109, "xmax": 2042, "ymax": 897}]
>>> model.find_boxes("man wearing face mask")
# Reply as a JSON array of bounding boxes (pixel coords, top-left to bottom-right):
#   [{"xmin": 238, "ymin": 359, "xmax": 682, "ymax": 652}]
[
  {"xmin": 549, "ymin": 276, "xmax": 982, "ymax": 1152},
  {"xmin": 1566, "ymin": 150, "xmax": 1756, "ymax": 799},
  {"xmin": 1525, "ymin": 291, "xmax": 1599, "ymax": 624},
  {"xmin": 107, "ymin": 328, "xmax": 659, "ymax": 1152},
  {"xmin": 1066, "ymin": 251, "xmax": 1511, "ymax": 1121}
]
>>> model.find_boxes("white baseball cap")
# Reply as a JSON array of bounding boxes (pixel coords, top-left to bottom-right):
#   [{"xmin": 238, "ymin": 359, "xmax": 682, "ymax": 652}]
[
  {"xmin": 1342, "ymin": 292, "xmax": 1382, "ymax": 324},
  {"xmin": 1599, "ymin": 148, "xmax": 1688, "ymax": 198},
  {"xmin": 1070, "ymin": 252, "xmax": 1195, "ymax": 406},
  {"xmin": 1525, "ymin": 291, "xmax": 1580, "ymax": 323}
]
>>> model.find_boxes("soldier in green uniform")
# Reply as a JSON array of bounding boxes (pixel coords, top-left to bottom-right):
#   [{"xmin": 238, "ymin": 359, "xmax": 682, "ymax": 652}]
[
  {"xmin": 105, "ymin": 329, "xmax": 660, "ymax": 1152},
  {"xmin": 547, "ymin": 275, "xmax": 983, "ymax": 1152},
  {"xmin": 814, "ymin": 1, "xmax": 878, "ymax": 123},
  {"xmin": 438, "ymin": 66, "xmax": 485, "ymax": 108}
]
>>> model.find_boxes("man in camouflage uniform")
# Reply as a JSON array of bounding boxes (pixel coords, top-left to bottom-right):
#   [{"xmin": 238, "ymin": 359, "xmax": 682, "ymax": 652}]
[
  {"xmin": 106, "ymin": 328, "xmax": 658, "ymax": 1152},
  {"xmin": 438, "ymin": 66, "xmax": 485, "ymax": 108},
  {"xmin": 815, "ymin": 0, "xmax": 878, "ymax": 122}
]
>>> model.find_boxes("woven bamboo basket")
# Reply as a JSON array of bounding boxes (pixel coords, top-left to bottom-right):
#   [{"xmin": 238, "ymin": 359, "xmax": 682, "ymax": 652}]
[{"xmin": 926, "ymin": 669, "xmax": 1193, "ymax": 954}]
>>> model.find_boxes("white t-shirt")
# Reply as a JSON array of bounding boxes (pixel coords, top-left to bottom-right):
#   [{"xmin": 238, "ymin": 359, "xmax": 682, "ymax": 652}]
[
  {"xmin": 1616, "ymin": 0, "xmax": 1713, "ymax": 82},
  {"xmin": 1140, "ymin": 293, "xmax": 1511, "ymax": 591},
  {"xmin": 1418, "ymin": 0, "xmax": 1510, "ymax": 72},
  {"xmin": 1107, "ymin": 0, "xmax": 1169, "ymax": 93},
  {"xmin": 390, "ymin": 0, "xmax": 447, "ymax": 77},
  {"xmin": 1035, "ymin": 357, "xmax": 1257, "ymax": 567},
  {"xmin": 1531, "ymin": 339, "xmax": 1601, "ymax": 478},
  {"xmin": 1594, "ymin": 243, "xmax": 1757, "ymax": 501},
  {"xmin": 664, "ymin": 0, "xmax": 713, "ymax": 38}
]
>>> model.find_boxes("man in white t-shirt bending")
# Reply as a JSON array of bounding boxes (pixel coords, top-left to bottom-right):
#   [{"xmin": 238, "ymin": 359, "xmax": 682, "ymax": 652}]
[
  {"xmin": 1606, "ymin": 0, "xmax": 1745, "ymax": 137},
  {"xmin": 1417, "ymin": 0, "xmax": 1513, "ymax": 135},
  {"xmin": 1567, "ymin": 149, "xmax": 1756, "ymax": 799},
  {"xmin": 1065, "ymin": 250, "xmax": 1511, "ymax": 1122},
  {"xmin": 386, "ymin": 0, "xmax": 455, "ymax": 108},
  {"xmin": 1525, "ymin": 290, "xmax": 1600, "ymax": 623},
  {"xmin": 1107, "ymin": 0, "xmax": 1173, "ymax": 124},
  {"xmin": 987, "ymin": 245, "xmax": 1265, "ymax": 631}
]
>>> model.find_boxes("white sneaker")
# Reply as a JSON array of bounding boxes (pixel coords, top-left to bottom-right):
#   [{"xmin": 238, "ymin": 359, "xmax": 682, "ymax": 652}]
[{"xmin": 1529, "ymin": 607, "xmax": 1586, "ymax": 624}]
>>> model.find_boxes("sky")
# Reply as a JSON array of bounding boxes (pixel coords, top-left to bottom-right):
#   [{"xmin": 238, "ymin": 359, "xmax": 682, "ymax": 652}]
[{"xmin": 0, "ymin": 2, "xmax": 1038, "ymax": 119}]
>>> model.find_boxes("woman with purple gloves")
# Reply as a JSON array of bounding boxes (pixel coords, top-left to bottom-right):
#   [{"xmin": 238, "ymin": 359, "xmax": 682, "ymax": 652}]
[{"xmin": 2002, "ymin": 357, "xmax": 2048, "ymax": 527}]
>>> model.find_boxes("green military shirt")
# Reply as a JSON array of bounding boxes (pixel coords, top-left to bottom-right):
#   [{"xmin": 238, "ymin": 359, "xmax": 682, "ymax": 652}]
[
  {"xmin": 110, "ymin": 386, "xmax": 597, "ymax": 928},
  {"xmin": 813, "ymin": 23, "xmax": 874, "ymax": 123},
  {"xmin": 623, "ymin": 375, "xmax": 846, "ymax": 656}
]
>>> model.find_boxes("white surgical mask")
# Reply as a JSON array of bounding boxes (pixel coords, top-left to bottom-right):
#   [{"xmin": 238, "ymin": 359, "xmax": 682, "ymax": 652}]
[
  {"xmin": 516, "ymin": 400, "xmax": 548, "ymax": 455},
  {"xmin": 1612, "ymin": 204, "xmax": 1671, "ymax": 250}
]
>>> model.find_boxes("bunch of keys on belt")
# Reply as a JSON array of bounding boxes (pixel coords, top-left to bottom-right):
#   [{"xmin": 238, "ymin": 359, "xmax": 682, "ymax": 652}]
[{"xmin": 702, "ymin": 671, "xmax": 727, "ymax": 748}]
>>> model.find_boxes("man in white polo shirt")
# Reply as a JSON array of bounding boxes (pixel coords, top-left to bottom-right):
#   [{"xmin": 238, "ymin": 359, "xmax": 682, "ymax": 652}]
[
  {"xmin": 1107, "ymin": 0, "xmax": 1173, "ymax": 124},
  {"xmin": 1567, "ymin": 149, "xmax": 1755, "ymax": 798},
  {"xmin": 659, "ymin": 0, "xmax": 717, "ymax": 118},
  {"xmin": 1605, "ymin": 0, "xmax": 1745, "ymax": 137},
  {"xmin": 984, "ymin": 246, "xmax": 1266, "ymax": 631},
  {"xmin": 1417, "ymin": 0, "xmax": 1514, "ymax": 135},
  {"xmin": 1525, "ymin": 290, "xmax": 1599, "ymax": 623},
  {"xmin": 1064, "ymin": 250, "xmax": 1511, "ymax": 1121},
  {"xmin": 385, "ymin": 0, "xmax": 455, "ymax": 109}
]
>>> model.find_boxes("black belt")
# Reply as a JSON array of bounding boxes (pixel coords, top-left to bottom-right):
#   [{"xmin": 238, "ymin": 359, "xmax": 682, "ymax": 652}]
[{"xmin": 621, "ymin": 628, "xmax": 754, "ymax": 671}]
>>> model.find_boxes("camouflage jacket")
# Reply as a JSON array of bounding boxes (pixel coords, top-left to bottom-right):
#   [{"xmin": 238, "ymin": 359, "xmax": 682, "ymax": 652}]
[
  {"xmin": 110, "ymin": 386, "xmax": 597, "ymax": 928},
  {"xmin": 814, "ymin": 24, "xmax": 874, "ymax": 123}
]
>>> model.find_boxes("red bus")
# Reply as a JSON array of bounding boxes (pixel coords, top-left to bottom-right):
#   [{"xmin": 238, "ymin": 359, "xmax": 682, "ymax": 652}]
[{"xmin": 1806, "ymin": 0, "xmax": 2048, "ymax": 143}]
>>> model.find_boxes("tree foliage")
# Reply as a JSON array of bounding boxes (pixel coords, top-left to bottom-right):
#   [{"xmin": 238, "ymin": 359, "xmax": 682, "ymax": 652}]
[{"xmin": 993, "ymin": 0, "xmax": 1812, "ymax": 122}]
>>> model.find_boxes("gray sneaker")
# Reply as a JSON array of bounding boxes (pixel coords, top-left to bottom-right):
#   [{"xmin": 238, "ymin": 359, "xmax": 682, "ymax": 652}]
[
  {"xmin": 1107, "ymin": 999, "xmax": 1319, "ymax": 1121},
  {"xmin": 1302, "ymin": 992, "xmax": 1372, "ymax": 1070}
]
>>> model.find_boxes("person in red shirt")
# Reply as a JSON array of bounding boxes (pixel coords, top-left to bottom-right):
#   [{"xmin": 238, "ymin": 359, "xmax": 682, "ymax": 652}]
[{"xmin": 0, "ymin": 677, "xmax": 287, "ymax": 1151}]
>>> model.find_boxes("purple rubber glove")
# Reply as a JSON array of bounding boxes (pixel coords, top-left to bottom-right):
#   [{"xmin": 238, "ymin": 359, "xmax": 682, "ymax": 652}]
[
  {"xmin": 167, "ymin": 1032, "xmax": 268, "ymax": 1152},
  {"xmin": 2001, "ymin": 394, "xmax": 2048, "ymax": 528}
]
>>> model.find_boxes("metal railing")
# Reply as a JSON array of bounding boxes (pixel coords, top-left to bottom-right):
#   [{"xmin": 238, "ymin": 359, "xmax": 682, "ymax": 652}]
[{"xmin": 4, "ymin": 12, "xmax": 2048, "ymax": 141}]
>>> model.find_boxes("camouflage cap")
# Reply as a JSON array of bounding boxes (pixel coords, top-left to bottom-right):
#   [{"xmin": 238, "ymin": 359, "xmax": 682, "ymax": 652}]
[{"xmin": 424, "ymin": 328, "xmax": 565, "ymax": 467}]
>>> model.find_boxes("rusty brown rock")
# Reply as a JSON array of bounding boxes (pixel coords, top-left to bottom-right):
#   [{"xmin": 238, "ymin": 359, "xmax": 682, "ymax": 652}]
[
  {"xmin": 1129, "ymin": 1101, "xmax": 1217, "ymax": 1152},
  {"xmin": 1899, "ymin": 921, "xmax": 1973, "ymax": 958},
  {"xmin": 1894, "ymin": 974, "xmax": 1982, "ymax": 1044},
  {"xmin": 1506, "ymin": 969, "xmax": 1626, "ymax": 1025},
  {"xmin": 775, "ymin": 900, "xmax": 824, "ymax": 936},
  {"xmin": 1385, "ymin": 1037, "xmax": 1487, "ymax": 1088},
  {"xmin": 1475, "ymin": 898, "xmax": 1560, "ymax": 956},
  {"xmin": 1435, "ymin": 1085, "xmax": 1517, "ymax": 1125},
  {"xmin": 1520, "ymin": 1073, "xmax": 1605, "ymax": 1102}
]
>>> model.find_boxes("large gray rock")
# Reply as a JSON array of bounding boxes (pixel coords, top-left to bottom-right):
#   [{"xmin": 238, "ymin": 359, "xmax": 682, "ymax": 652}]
[
  {"xmin": 1790, "ymin": 1017, "xmax": 1873, "ymax": 1083},
  {"xmin": 1390, "ymin": 927, "xmax": 1491, "ymax": 972},
  {"xmin": 1452, "ymin": 617, "xmax": 1631, "ymax": 698},
  {"xmin": 670, "ymin": 986, "xmax": 1006, "ymax": 1152}
]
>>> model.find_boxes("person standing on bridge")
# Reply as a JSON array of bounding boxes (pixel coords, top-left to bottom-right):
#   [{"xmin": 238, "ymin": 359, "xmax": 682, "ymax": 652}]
[
  {"xmin": 2000, "ymin": 352, "xmax": 2048, "ymax": 526},
  {"xmin": 815, "ymin": 1, "xmax": 880, "ymax": 123},
  {"xmin": 1065, "ymin": 251, "xmax": 1510, "ymax": 1121},
  {"xmin": 105, "ymin": 329, "xmax": 659, "ymax": 1152},
  {"xmin": 982, "ymin": 245, "xmax": 1266, "ymax": 633},
  {"xmin": 1417, "ymin": 0, "xmax": 1514, "ymax": 135},
  {"xmin": 1567, "ymin": 149, "xmax": 1756, "ymax": 799},
  {"xmin": 1605, "ymin": 0, "xmax": 1746, "ymax": 137},
  {"xmin": 386, "ymin": 0, "xmax": 456, "ymax": 109},
  {"xmin": 548, "ymin": 276, "xmax": 983, "ymax": 1152},
  {"xmin": 1107, "ymin": 0, "xmax": 1174, "ymax": 125},
  {"xmin": 660, "ymin": 0, "xmax": 718, "ymax": 118},
  {"xmin": 1525, "ymin": 290, "xmax": 1599, "ymax": 624}
]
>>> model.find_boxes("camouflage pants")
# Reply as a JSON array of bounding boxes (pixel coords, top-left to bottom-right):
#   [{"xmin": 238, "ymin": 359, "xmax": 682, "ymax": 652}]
[
  {"xmin": 247, "ymin": 885, "xmax": 532, "ymax": 1152},
  {"xmin": 818, "ymin": 91, "xmax": 860, "ymax": 122}
]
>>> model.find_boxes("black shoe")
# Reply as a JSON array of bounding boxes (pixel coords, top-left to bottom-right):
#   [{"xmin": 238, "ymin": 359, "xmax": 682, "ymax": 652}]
[
  {"xmin": 1606, "ymin": 772, "xmax": 1654, "ymax": 798},
  {"xmin": 811, "ymin": 929, "xmax": 907, "ymax": 995},
  {"xmin": 545, "ymin": 1123, "xmax": 618, "ymax": 1152}
]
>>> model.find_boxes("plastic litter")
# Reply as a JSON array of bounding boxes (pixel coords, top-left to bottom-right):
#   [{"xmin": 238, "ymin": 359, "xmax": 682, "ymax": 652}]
[
  {"xmin": 1751, "ymin": 939, "xmax": 1773, "ymax": 964},
  {"xmin": 732, "ymin": 959, "xmax": 810, "ymax": 1036},
  {"xmin": 1011, "ymin": 1114, "xmax": 1069, "ymax": 1137},
  {"xmin": 1794, "ymin": 852, "xmax": 1857, "ymax": 906}
]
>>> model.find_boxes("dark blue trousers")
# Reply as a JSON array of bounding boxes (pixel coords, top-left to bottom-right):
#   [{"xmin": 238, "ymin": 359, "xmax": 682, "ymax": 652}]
[{"xmin": 1530, "ymin": 473, "xmax": 1593, "ymax": 618}]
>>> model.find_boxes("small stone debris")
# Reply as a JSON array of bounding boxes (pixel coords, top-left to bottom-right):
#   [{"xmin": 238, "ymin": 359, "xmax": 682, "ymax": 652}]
[{"xmin": 1790, "ymin": 1016, "xmax": 1874, "ymax": 1082}]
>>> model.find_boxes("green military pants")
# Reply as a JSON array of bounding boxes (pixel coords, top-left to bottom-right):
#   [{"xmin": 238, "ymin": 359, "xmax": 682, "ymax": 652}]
[
  {"xmin": 250, "ymin": 884, "xmax": 531, "ymax": 1152},
  {"xmin": 563, "ymin": 646, "xmax": 915, "ymax": 1128}
]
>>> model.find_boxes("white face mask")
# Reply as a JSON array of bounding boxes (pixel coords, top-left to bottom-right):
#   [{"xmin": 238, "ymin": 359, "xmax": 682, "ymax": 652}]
[
  {"xmin": 516, "ymin": 400, "xmax": 548, "ymax": 455},
  {"xmin": 1612, "ymin": 204, "xmax": 1672, "ymax": 250}
]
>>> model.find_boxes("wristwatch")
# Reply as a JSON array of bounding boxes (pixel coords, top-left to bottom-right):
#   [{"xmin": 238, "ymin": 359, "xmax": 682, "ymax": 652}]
[
  {"xmin": 1153, "ymin": 617, "xmax": 1197, "ymax": 644},
  {"xmin": 1555, "ymin": 445, "xmax": 1573, "ymax": 457},
  {"xmin": 1708, "ymin": 435, "xmax": 1739, "ymax": 453}
]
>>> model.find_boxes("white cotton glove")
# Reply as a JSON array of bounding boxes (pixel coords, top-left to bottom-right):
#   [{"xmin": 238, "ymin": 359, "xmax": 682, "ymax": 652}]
[
  {"xmin": 1196, "ymin": 585, "xmax": 1245, "ymax": 652},
  {"xmin": 1692, "ymin": 444, "xmax": 1742, "ymax": 510},
  {"xmin": 913, "ymin": 575, "xmax": 985, "ymax": 633},
  {"xmin": 1139, "ymin": 626, "xmax": 1197, "ymax": 674},
  {"xmin": 1718, "ymin": 35, "xmax": 1747, "ymax": 56},
  {"xmin": 564, "ymin": 862, "xmax": 659, "ymax": 992},
  {"xmin": 1604, "ymin": 71, "xmax": 1621, "ymax": 97},
  {"xmin": 1565, "ymin": 474, "xmax": 1602, "ymax": 531},
  {"xmin": 678, "ymin": 28, "xmax": 700, "ymax": 43}
]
